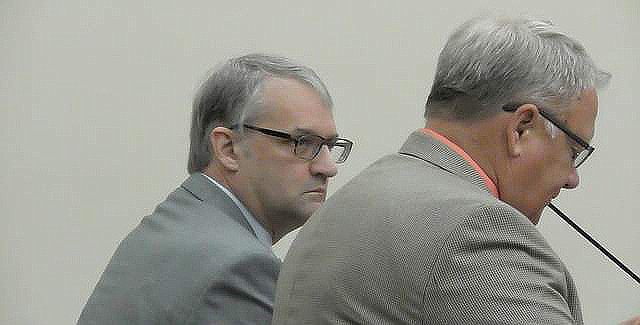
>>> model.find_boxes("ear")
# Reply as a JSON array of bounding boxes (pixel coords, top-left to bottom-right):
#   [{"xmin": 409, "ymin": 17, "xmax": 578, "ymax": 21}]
[
  {"xmin": 505, "ymin": 104, "xmax": 538, "ymax": 158},
  {"xmin": 210, "ymin": 126, "xmax": 240, "ymax": 172}
]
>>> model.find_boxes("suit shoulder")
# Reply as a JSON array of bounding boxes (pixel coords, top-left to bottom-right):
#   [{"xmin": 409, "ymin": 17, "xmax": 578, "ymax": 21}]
[{"xmin": 79, "ymin": 183, "xmax": 278, "ymax": 324}]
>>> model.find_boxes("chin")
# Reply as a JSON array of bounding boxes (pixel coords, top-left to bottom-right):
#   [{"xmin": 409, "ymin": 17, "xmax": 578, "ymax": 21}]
[
  {"xmin": 298, "ymin": 202, "xmax": 321, "ymax": 219},
  {"xmin": 527, "ymin": 208, "xmax": 545, "ymax": 225},
  {"xmin": 305, "ymin": 204, "xmax": 323, "ymax": 217},
  {"xmin": 503, "ymin": 198, "xmax": 543, "ymax": 225},
  {"xmin": 529, "ymin": 215, "xmax": 542, "ymax": 225}
]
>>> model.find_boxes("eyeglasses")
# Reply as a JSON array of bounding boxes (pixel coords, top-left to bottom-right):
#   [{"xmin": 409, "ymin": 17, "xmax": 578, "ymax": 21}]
[
  {"xmin": 503, "ymin": 104, "xmax": 594, "ymax": 168},
  {"xmin": 232, "ymin": 124, "xmax": 353, "ymax": 164}
]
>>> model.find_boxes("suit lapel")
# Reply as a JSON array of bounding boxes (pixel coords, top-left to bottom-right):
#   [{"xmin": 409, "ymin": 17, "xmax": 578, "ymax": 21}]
[{"xmin": 398, "ymin": 130, "xmax": 494, "ymax": 196}]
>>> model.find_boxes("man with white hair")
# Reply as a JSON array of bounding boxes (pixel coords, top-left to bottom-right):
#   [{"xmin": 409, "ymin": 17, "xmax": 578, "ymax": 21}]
[{"xmin": 272, "ymin": 17, "xmax": 628, "ymax": 324}]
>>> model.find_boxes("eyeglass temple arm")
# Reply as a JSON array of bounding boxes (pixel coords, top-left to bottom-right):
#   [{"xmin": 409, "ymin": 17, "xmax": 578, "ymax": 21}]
[
  {"xmin": 503, "ymin": 104, "xmax": 593, "ymax": 150},
  {"xmin": 548, "ymin": 202, "xmax": 640, "ymax": 285}
]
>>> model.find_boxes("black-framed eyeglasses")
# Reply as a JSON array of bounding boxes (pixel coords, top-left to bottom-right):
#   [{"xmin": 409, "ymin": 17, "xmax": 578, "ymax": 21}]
[
  {"xmin": 232, "ymin": 124, "xmax": 353, "ymax": 164},
  {"xmin": 503, "ymin": 104, "xmax": 595, "ymax": 168}
]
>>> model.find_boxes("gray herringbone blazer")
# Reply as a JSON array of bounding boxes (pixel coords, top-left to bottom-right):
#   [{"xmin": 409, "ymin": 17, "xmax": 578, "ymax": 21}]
[
  {"xmin": 78, "ymin": 173, "xmax": 280, "ymax": 324},
  {"xmin": 273, "ymin": 130, "xmax": 583, "ymax": 324}
]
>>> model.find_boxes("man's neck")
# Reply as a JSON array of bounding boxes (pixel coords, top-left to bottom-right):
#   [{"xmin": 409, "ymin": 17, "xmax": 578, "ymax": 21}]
[
  {"xmin": 425, "ymin": 118, "xmax": 502, "ymax": 190},
  {"xmin": 202, "ymin": 166, "xmax": 276, "ymax": 245}
]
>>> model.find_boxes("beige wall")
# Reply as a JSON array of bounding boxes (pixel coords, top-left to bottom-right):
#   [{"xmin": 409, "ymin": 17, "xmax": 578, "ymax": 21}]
[{"xmin": 2, "ymin": 0, "xmax": 638, "ymax": 324}]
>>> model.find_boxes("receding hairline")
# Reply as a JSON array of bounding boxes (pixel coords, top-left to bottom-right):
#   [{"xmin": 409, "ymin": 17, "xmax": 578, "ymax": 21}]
[{"xmin": 244, "ymin": 75, "xmax": 333, "ymax": 122}]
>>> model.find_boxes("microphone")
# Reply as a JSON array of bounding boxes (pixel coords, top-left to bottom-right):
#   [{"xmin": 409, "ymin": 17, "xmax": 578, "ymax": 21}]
[{"xmin": 548, "ymin": 202, "xmax": 640, "ymax": 285}]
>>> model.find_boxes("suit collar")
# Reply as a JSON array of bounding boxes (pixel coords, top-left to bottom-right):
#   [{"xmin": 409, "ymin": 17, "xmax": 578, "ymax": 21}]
[
  {"xmin": 180, "ymin": 173, "xmax": 256, "ymax": 237},
  {"xmin": 398, "ymin": 130, "xmax": 497, "ymax": 197},
  {"xmin": 199, "ymin": 173, "xmax": 273, "ymax": 247}
]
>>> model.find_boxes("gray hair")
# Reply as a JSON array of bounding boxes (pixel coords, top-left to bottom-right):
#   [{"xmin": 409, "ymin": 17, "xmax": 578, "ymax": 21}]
[
  {"xmin": 188, "ymin": 53, "xmax": 333, "ymax": 174},
  {"xmin": 425, "ymin": 16, "xmax": 611, "ymax": 120}
]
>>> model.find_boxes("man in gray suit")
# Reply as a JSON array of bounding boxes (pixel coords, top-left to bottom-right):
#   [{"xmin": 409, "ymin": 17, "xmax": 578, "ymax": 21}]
[
  {"xmin": 273, "ymin": 17, "xmax": 613, "ymax": 324},
  {"xmin": 77, "ymin": 54, "xmax": 353, "ymax": 324}
]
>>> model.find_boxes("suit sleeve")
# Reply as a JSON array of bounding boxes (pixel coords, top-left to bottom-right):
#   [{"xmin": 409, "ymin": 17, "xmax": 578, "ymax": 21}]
[
  {"xmin": 422, "ymin": 204, "xmax": 582, "ymax": 325},
  {"xmin": 186, "ymin": 251, "xmax": 281, "ymax": 325}
]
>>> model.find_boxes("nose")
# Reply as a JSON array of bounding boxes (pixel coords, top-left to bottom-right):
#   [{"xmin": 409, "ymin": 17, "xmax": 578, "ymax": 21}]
[
  {"xmin": 310, "ymin": 145, "xmax": 338, "ymax": 178},
  {"xmin": 563, "ymin": 167, "xmax": 580, "ymax": 189}
]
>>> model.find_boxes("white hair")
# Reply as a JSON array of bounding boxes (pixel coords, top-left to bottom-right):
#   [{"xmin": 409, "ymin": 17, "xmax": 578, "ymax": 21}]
[{"xmin": 425, "ymin": 16, "xmax": 611, "ymax": 121}]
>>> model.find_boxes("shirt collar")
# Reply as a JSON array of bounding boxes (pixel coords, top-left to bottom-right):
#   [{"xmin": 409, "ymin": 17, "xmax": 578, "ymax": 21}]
[
  {"xmin": 200, "ymin": 173, "xmax": 273, "ymax": 247},
  {"xmin": 421, "ymin": 128, "xmax": 499, "ymax": 198}
]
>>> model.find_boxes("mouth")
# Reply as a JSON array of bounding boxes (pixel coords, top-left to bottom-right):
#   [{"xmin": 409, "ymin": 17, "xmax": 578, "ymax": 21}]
[
  {"xmin": 304, "ymin": 187, "xmax": 327, "ymax": 201},
  {"xmin": 305, "ymin": 187, "xmax": 326, "ymax": 195}
]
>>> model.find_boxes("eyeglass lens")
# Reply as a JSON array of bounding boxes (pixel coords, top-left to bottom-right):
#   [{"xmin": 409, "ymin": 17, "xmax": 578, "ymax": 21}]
[
  {"xmin": 294, "ymin": 136, "xmax": 350, "ymax": 163},
  {"xmin": 574, "ymin": 149, "xmax": 591, "ymax": 168}
]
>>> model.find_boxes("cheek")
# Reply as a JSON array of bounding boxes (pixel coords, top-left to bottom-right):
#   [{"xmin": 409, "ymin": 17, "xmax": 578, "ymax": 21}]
[
  {"xmin": 285, "ymin": 165, "xmax": 312, "ymax": 187},
  {"xmin": 265, "ymin": 164, "xmax": 311, "ymax": 193},
  {"xmin": 545, "ymin": 142, "xmax": 574, "ymax": 178},
  {"xmin": 515, "ymin": 146, "xmax": 547, "ymax": 179},
  {"xmin": 522, "ymin": 136, "xmax": 570, "ymax": 179},
  {"xmin": 527, "ymin": 153, "xmax": 560, "ymax": 188},
  {"xmin": 507, "ymin": 145, "xmax": 555, "ymax": 199}
]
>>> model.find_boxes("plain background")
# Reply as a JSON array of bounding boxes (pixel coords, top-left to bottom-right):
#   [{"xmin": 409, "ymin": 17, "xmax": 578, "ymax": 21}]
[{"xmin": 2, "ymin": 0, "xmax": 638, "ymax": 324}]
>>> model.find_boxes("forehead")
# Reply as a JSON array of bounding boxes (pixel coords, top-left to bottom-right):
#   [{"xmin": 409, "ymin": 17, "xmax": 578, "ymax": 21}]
[
  {"xmin": 565, "ymin": 88, "xmax": 599, "ymax": 142},
  {"xmin": 257, "ymin": 77, "xmax": 337, "ymax": 137}
]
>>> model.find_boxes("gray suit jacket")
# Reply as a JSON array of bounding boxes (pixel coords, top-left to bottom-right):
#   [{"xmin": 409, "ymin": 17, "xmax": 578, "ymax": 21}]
[
  {"xmin": 273, "ymin": 131, "xmax": 583, "ymax": 324},
  {"xmin": 78, "ymin": 173, "xmax": 280, "ymax": 325}
]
